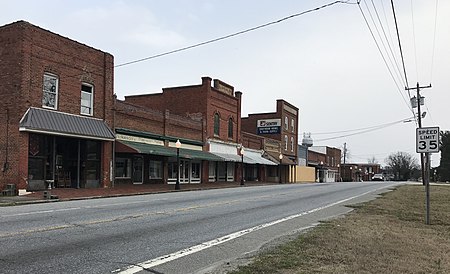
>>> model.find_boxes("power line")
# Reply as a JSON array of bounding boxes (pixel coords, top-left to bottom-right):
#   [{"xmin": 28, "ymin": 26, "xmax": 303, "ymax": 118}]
[
  {"xmin": 430, "ymin": 0, "xmax": 439, "ymax": 82},
  {"xmin": 390, "ymin": 0, "xmax": 410, "ymax": 90},
  {"xmin": 314, "ymin": 117, "xmax": 413, "ymax": 142},
  {"xmin": 410, "ymin": 0, "xmax": 420, "ymax": 81},
  {"xmin": 369, "ymin": 0, "xmax": 406, "ymax": 87},
  {"xmin": 115, "ymin": 0, "xmax": 358, "ymax": 68},
  {"xmin": 311, "ymin": 116, "xmax": 413, "ymax": 135},
  {"xmin": 357, "ymin": 1, "xmax": 413, "ymax": 116}
]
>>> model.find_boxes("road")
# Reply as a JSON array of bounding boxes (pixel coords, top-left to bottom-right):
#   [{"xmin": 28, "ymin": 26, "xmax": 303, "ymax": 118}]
[{"xmin": 0, "ymin": 182, "xmax": 400, "ymax": 274}]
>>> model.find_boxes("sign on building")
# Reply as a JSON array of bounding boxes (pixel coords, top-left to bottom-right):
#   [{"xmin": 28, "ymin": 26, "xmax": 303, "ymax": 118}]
[
  {"xmin": 416, "ymin": 127, "xmax": 440, "ymax": 153},
  {"xmin": 257, "ymin": 119, "xmax": 281, "ymax": 134}
]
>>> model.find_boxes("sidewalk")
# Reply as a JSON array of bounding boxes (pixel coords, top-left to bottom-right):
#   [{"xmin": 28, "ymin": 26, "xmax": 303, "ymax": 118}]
[{"xmin": 0, "ymin": 182, "xmax": 278, "ymax": 206}]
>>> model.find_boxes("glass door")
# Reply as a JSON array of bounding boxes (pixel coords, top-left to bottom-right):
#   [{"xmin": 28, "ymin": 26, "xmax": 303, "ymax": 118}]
[{"xmin": 132, "ymin": 156, "xmax": 144, "ymax": 184}]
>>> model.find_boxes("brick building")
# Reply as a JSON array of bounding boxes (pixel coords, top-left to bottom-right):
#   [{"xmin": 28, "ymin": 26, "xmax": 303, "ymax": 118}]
[
  {"xmin": 241, "ymin": 100, "xmax": 299, "ymax": 183},
  {"xmin": 308, "ymin": 146, "xmax": 341, "ymax": 182},
  {"xmin": 0, "ymin": 21, "xmax": 115, "ymax": 191},
  {"xmin": 124, "ymin": 77, "xmax": 276, "ymax": 184},
  {"xmin": 340, "ymin": 163, "xmax": 381, "ymax": 182},
  {"xmin": 113, "ymin": 99, "xmax": 222, "ymax": 185}
]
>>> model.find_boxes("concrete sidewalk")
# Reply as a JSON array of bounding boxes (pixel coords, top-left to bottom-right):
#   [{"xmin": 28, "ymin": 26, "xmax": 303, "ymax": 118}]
[{"xmin": 0, "ymin": 182, "xmax": 278, "ymax": 206}]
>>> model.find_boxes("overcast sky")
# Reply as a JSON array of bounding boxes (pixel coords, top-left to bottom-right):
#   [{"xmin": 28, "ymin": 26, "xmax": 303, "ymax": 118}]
[{"xmin": 2, "ymin": 0, "xmax": 448, "ymax": 167}]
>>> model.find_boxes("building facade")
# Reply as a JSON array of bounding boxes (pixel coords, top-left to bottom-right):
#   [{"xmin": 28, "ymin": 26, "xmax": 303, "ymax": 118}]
[
  {"xmin": 0, "ymin": 21, "xmax": 115, "ymax": 191},
  {"xmin": 308, "ymin": 146, "xmax": 341, "ymax": 182},
  {"xmin": 241, "ymin": 100, "xmax": 299, "ymax": 182}
]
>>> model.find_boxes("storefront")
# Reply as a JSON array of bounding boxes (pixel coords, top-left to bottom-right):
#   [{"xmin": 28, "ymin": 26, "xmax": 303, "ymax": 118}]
[
  {"xmin": 114, "ymin": 129, "xmax": 222, "ymax": 185},
  {"xmin": 19, "ymin": 108, "xmax": 115, "ymax": 190}
]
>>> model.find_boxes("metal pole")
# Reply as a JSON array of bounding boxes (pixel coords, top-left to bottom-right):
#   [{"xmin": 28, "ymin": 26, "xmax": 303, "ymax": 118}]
[
  {"xmin": 240, "ymin": 153, "xmax": 244, "ymax": 186},
  {"xmin": 425, "ymin": 153, "xmax": 430, "ymax": 225},
  {"xmin": 279, "ymin": 163, "xmax": 282, "ymax": 184},
  {"xmin": 175, "ymin": 147, "xmax": 180, "ymax": 190}
]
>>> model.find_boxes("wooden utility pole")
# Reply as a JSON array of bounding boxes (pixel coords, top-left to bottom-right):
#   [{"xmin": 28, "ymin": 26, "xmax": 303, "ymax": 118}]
[{"xmin": 406, "ymin": 82, "xmax": 432, "ymax": 224}]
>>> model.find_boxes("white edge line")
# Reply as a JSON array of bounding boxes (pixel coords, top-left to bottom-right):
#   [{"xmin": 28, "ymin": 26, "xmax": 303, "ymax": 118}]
[{"xmin": 116, "ymin": 186, "xmax": 388, "ymax": 274}]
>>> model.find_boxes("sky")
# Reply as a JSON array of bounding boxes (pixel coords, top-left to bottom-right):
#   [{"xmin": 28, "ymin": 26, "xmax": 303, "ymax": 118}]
[{"xmin": 2, "ymin": 0, "xmax": 449, "ymax": 167}]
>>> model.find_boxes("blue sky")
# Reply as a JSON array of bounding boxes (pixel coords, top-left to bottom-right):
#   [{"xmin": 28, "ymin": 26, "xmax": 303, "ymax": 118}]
[{"xmin": 2, "ymin": 0, "xmax": 448, "ymax": 166}]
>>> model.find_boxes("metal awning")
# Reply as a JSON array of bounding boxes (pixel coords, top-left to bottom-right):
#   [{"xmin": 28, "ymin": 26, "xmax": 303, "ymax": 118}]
[
  {"xmin": 117, "ymin": 140, "xmax": 223, "ymax": 161},
  {"xmin": 19, "ymin": 107, "xmax": 115, "ymax": 141},
  {"xmin": 210, "ymin": 152, "xmax": 242, "ymax": 162},
  {"xmin": 244, "ymin": 150, "xmax": 277, "ymax": 166}
]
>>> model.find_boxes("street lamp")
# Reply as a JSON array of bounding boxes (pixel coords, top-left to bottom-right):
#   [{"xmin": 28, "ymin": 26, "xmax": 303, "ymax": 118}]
[
  {"xmin": 175, "ymin": 139, "xmax": 181, "ymax": 190},
  {"xmin": 279, "ymin": 154, "xmax": 283, "ymax": 184},
  {"xmin": 240, "ymin": 146, "xmax": 245, "ymax": 186}
]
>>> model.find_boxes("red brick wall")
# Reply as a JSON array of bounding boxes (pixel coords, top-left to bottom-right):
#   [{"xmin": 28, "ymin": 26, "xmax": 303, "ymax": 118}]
[
  {"xmin": 124, "ymin": 77, "xmax": 241, "ymax": 145},
  {"xmin": 0, "ymin": 21, "xmax": 114, "ymax": 189},
  {"xmin": 242, "ymin": 100, "xmax": 299, "ymax": 160},
  {"xmin": 115, "ymin": 100, "xmax": 203, "ymax": 142}
]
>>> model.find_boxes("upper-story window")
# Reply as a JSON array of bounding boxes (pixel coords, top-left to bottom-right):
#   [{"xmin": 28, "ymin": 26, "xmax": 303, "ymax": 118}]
[
  {"xmin": 291, "ymin": 136, "xmax": 294, "ymax": 152},
  {"xmin": 284, "ymin": 116, "xmax": 289, "ymax": 130},
  {"xmin": 214, "ymin": 113, "xmax": 220, "ymax": 136},
  {"xmin": 81, "ymin": 84, "xmax": 94, "ymax": 115},
  {"xmin": 284, "ymin": 135, "xmax": 288, "ymax": 151},
  {"xmin": 291, "ymin": 118, "xmax": 295, "ymax": 133},
  {"xmin": 42, "ymin": 73, "xmax": 58, "ymax": 109},
  {"xmin": 228, "ymin": 117, "xmax": 233, "ymax": 139}
]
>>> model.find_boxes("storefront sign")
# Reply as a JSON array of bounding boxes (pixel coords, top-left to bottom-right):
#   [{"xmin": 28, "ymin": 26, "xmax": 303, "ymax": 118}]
[
  {"xmin": 116, "ymin": 134, "xmax": 164, "ymax": 146},
  {"xmin": 257, "ymin": 119, "xmax": 281, "ymax": 134}
]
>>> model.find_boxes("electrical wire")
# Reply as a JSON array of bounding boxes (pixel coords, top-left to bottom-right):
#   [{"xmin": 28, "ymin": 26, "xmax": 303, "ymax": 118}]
[
  {"xmin": 358, "ymin": 1, "xmax": 413, "ymax": 117},
  {"xmin": 410, "ymin": 0, "xmax": 420, "ymax": 81},
  {"xmin": 369, "ymin": 0, "xmax": 406, "ymax": 87},
  {"xmin": 114, "ymin": 0, "xmax": 358, "ymax": 68},
  {"xmin": 311, "ymin": 116, "xmax": 414, "ymax": 135},
  {"xmin": 314, "ymin": 117, "xmax": 414, "ymax": 142},
  {"xmin": 430, "ymin": 0, "xmax": 439, "ymax": 82}
]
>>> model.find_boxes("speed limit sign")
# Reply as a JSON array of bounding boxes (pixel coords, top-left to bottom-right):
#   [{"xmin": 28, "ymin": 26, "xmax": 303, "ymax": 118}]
[{"xmin": 416, "ymin": 127, "xmax": 440, "ymax": 153}]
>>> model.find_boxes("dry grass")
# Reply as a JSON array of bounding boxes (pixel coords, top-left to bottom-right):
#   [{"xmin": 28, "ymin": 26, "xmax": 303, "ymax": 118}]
[{"xmin": 229, "ymin": 185, "xmax": 450, "ymax": 274}]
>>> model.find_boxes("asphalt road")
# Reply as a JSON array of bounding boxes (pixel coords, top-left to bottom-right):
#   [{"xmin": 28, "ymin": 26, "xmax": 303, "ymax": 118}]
[{"xmin": 0, "ymin": 182, "xmax": 400, "ymax": 274}]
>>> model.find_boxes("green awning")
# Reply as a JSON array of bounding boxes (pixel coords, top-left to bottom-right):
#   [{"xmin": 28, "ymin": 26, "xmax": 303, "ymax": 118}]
[
  {"xmin": 117, "ymin": 140, "xmax": 224, "ymax": 161},
  {"xmin": 117, "ymin": 141, "xmax": 176, "ymax": 156}
]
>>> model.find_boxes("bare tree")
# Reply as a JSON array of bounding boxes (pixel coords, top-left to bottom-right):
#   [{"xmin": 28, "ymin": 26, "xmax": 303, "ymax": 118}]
[{"xmin": 385, "ymin": 152, "xmax": 419, "ymax": 181}]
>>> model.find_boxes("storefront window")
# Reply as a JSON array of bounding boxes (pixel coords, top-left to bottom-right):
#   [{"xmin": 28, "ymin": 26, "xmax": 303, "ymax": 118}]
[
  {"xmin": 168, "ymin": 162, "xmax": 177, "ymax": 180},
  {"xmin": 149, "ymin": 160, "xmax": 162, "ymax": 179},
  {"xmin": 191, "ymin": 162, "xmax": 200, "ymax": 179},
  {"xmin": 116, "ymin": 158, "xmax": 131, "ymax": 178}
]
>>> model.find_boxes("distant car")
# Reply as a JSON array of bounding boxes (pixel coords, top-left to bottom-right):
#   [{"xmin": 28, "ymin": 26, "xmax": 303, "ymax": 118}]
[{"xmin": 372, "ymin": 174, "xmax": 384, "ymax": 181}]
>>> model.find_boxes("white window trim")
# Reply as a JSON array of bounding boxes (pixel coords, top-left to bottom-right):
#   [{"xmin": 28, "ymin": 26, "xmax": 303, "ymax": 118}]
[
  {"xmin": 291, "ymin": 118, "xmax": 295, "ymax": 133},
  {"xmin": 284, "ymin": 116, "xmax": 289, "ymax": 130},
  {"xmin": 81, "ymin": 83, "xmax": 94, "ymax": 116},
  {"xmin": 284, "ymin": 135, "xmax": 288, "ymax": 151},
  {"xmin": 291, "ymin": 136, "xmax": 294, "ymax": 152},
  {"xmin": 42, "ymin": 73, "xmax": 59, "ymax": 110}
]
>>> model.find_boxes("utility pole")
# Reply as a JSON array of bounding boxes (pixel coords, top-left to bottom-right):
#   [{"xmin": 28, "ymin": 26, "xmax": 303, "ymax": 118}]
[
  {"xmin": 406, "ymin": 82, "xmax": 432, "ymax": 224},
  {"xmin": 343, "ymin": 142, "xmax": 347, "ymax": 181}
]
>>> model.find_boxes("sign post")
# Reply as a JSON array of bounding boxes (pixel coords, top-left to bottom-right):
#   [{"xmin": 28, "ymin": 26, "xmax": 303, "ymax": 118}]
[{"xmin": 416, "ymin": 126, "xmax": 440, "ymax": 225}]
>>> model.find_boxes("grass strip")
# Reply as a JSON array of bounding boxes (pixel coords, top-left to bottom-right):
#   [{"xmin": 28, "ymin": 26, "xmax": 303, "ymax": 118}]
[{"xmin": 229, "ymin": 185, "xmax": 450, "ymax": 274}]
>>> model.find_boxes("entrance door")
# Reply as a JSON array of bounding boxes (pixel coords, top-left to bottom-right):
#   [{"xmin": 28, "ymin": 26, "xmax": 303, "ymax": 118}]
[
  {"xmin": 180, "ymin": 160, "xmax": 190, "ymax": 183},
  {"xmin": 132, "ymin": 157, "xmax": 144, "ymax": 184}
]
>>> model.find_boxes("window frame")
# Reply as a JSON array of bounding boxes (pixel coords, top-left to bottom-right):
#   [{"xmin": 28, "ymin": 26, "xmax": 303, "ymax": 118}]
[
  {"xmin": 228, "ymin": 117, "xmax": 233, "ymax": 139},
  {"xmin": 81, "ymin": 83, "xmax": 94, "ymax": 116},
  {"xmin": 149, "ymin": 160, "xmax": 162, "ymax": 179},
  {"xmin": 214, "ymin": 113, "xmax": 220, "ymax": 136},
  {"xmin": 291, "ymin": 118, "xmax": 295, "ymax": 133},
  {"xmin": 291, "ymin": 136, "xmax": 294, "ymax": 152},
  {"xmin": 284, "ymin": 116, "xmax": 289, "ymax": 130},
  {"xmin": 284, "ymin": 135, "xmax": 288, "ymax": 151},
  {"xmin": 42, "ymin": 73, "xmax": 59, "ymax": 110},
  {"xmin": 115, "ymin": 157, "xmax": 131, "ymax": 178}
]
